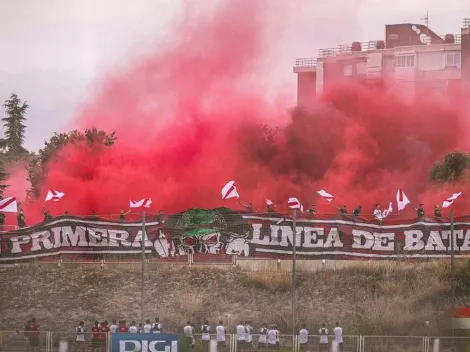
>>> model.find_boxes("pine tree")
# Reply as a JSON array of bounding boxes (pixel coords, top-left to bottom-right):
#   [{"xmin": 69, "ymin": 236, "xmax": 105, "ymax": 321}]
[
  {"xmin": 1, "ymin": 93, "xmax": 29, "ymax": 157},
  {"xmin": 0, "ymin": 158, "xmax": 9, "ymax": 198}
]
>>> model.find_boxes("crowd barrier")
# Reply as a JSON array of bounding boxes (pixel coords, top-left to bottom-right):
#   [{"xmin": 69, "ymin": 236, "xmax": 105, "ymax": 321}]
[{"xmin": 3, "ymin": 331, "xmax": 470, "ymax": 352}]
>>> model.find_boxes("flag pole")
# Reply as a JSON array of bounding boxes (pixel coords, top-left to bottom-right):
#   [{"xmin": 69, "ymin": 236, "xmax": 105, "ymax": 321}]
[
  {"xmin": 141, "ymin": 210, "xmax": 146, "ymax": 331},
  {"xmin": 292, "ymin": 208, "xmax": 297, "ymax": 338},
  {"xmin": 450, "ymin": 209, "xmax": 455, "ymax": 350}
]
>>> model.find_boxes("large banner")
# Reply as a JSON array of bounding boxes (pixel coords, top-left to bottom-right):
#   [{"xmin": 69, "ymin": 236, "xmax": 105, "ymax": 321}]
[
  {"xmin": 111, "ymin": 333, "xmax": 181, "ymax": 352},
  {"xmin": 1, "ymin": 208, "xmax": 470, "ymax": 262}
]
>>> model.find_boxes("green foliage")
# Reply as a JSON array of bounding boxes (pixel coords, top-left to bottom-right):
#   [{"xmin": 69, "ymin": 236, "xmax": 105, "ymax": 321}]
[
  {"xmin": 26, "ymin": 128, "xmax": 116, "ymax": 199},
  {"xmin": 455, "ymin": 260, "xmax": 470, "ymax": 296},
  {"xmin": 1, "ymin": 93, "xmax": 29, "ymax": 157},
  {"xmin": 430, "ymin": 151, "xmax": 470, "ymax": 182},
  {"xmin": 0, "ymin": 157, "xmax": 8, "ymax": 198}
]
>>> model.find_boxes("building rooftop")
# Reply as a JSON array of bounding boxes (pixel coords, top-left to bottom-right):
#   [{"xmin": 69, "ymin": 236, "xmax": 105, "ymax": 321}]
[{"xmin": 294, "ymin": 19, "xmax": 469, "ymax": 68}]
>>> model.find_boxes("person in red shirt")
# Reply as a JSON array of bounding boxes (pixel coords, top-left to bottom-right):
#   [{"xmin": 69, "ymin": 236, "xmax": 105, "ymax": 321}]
[
  {"xmin": 91, "ymin": 321, "xmax": 101, "ymax": 352},
  {"xmin": 99, "ymin": 320, "xmax": 110, "ymax": 352},
  {"xmin": 118, "ymin": 320, "xmax": 128, "ymax": 333},
  {"xmin": 28, "ymin": 318, "xmax": 40, "ymax": 352}
]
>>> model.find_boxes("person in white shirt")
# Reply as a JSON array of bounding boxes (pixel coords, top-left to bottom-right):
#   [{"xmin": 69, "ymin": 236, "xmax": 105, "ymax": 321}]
[
  {"xmin": 245, "ymin": 322, "xmax": 253, "ymax": 348},
  {"xmin": 298, "ymin": 324, "xmax": 309, "ymax": 351},
  {"xmin": 183, "ymin": 321, "xmax": 195, "ymax": 349},
  {"xmin": 216, "ymin": 321, "xmax": 226, "ymax": 347},
  {"xmin": 258, "ymin": 323, "xmax": 268, "ymax": 348},
  {"xmin": 373, "ymin": 204, "xmax": 383, "ymax": 222},
  {"xmin": 333, "ymin": 322, "xmax": 343, "ymax": 351},
  {"xmin": 274, "ymin": 325, "xmax": 280, "ymax": 349},
  {"xmin": 201, "ymin": 320, "xmax": 211, "ymax": 344},
  {"xmin": 152, "ymin": 317, "xmax": 163, "ymax": 333},
  {"xmin": 267, "ymin": 325, "xmax": 278, "ymax": 350},
  {"xmin": 128, "ymin": 322, "xmax": 138, "ymax": 334},
  {"xmin": 143, "ymin": 320, "xmax": 152, "ymax": 333},
  {"xmin": 75, "ymin": 321, "xmax": 86, "ymax": 352},
  {"xmin": 318, "ymin": 324, "xmax": 328, "ymax": 351},
  {"xmin": 236, "ymin": 321, "xmax": 246, "ymax": 351},
  {"xmin": 109, "ymin": 320, "xmax": 118, "ymax": 334}
]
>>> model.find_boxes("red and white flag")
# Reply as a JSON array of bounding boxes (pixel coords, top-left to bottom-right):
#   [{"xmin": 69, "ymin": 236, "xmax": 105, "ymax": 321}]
[
  {"xmin": 442, "ymin": 192, "xmax": 462, "ymax": 208},
  {"xmin": 45, "ymin": 189, "xmax": 65, "ymax": 202},
  {"xmin": 288, "ymin": 197, "xmax": 304, "ymax": 212},
  {"xmin": 0, "ymin": 197, "xmax": 18, "ymax": 213},
  {"xmin": 130, "ymin": 198, "xmax": 152, "ymax": 208},
  {"xmin": 317, "ymin": 190, "xmax": 334, "ymax": 203},
  {"xmin": 382, "ymin": 202, "xmax": 393, "ymax": 218},
  {"xmin": 396, "ymin": 189, "xmax": 410, "ymax": 211},
  {"xmin": 266, "ymin": 199, "xmax": 274, "ymax": 206},
  {"xmin": 221, "ymin": 181, "xmax": 239, "ymax": 200}
]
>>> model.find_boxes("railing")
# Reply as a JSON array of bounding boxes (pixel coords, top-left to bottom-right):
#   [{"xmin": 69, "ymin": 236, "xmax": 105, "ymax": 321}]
[
  {"xmin": 4, "ymin": 332, "xmax": 470, "ymax": 352},
  {"xmin": 295, "ymin": 58, "xmax": 317, "ymax": 67}
]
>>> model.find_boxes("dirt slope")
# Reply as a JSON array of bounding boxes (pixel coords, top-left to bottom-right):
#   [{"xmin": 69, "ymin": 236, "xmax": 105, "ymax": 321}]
[{"xmin": 0, "ymin": 261, "xmax": 454, "ymax": 335}]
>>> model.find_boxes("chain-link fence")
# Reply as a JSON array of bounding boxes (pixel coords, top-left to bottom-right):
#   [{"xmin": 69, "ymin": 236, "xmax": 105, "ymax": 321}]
[
  {"xmin": 297, "ymin": 335, "xmax": 359, "ymax": 352},
  {"xmin": 0, "ymin": 330, "xmax": 48, "ymax": 352},
  {"xmin": 362, "ymin": 335, "xmax": 425, "ymax": 352},
  {"xmin": 49, "ymin": 331, "xmax": 109, "ymax": 352}
]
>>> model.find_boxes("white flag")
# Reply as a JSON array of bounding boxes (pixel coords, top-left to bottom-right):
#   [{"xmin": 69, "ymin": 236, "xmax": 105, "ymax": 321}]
[
  {"xmin": 288, "ymin": 197, "xmax": 304, "ymax": 212},
  {"xmin": 130, "ymin": 198, "xmax": 152, "ymax": 208},
  {"xmin": 221, "ymin": 181, "xmax": 239, "ymax": 200},
  {"xmin": 45, "ymin": 189, "xmax": 65, "ymax": 202},
  {"xmin": 442, "ymin": 192, "xmax": 462, "ymax": 208},
  {"xmin": 317, "ymin": 190, "xmax": 334, "ymax": 203},
  {"xmin": 382, "ymin": 202, "xmax": 393, "ymax": 218},
  {"xmin": 396, "ymin": 189, "xmax": 410, "ymax": 211},
  {"xmin": 0, "ymin": 197, "xmax": 18, "ymax": 213},
  {"xmin": 266, "ymin": 199, "xmax": 274, "ymax": 206}
]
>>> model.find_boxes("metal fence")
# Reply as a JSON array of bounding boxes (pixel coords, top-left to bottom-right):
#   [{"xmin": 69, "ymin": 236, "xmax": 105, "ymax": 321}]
[{"xmin": 4, "ymin": 332, "xmax": 470, "ymax": 352}]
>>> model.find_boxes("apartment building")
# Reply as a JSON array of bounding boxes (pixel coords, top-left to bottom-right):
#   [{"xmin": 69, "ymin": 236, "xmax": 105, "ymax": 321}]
[{"xmin": 294, "ymin": 18, "xmax": 470, "ymax": 107}]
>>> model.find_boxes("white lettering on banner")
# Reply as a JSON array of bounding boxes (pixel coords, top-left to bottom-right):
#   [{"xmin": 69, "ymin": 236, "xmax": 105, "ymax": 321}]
[
  {"xmin": 352, "ymin": 230, "xmax": 375, "ymax": 249},
  {"xmin": 268, "ymin": 225, "xmax": 283, "ymax": 246},
  {"xmin": 324, "ymin": 228, "xmax": 344, "ymax": 248},
  {"xmin": 441, "ymin": 230, "xmax": 465, "ymax": 251},
  {"xmin": 88, "ymin": 228, "xmax": 109, "ymax": 247},
  {"xmin": 132, "ymin": 231, "xmax": 153, "ymax": 248},
  {"xmin": 52, "ymin": 226, "xmax": 88, "ymax": 248},
  {"xmin": 31, "ymin": 231, "xmax": 54, "ymax": 251},
  {"xmin": 108, "ymin": 230, "xmax": 131, "ymax": 247},
  {"xmin": 10, "ymin": 235, "xmax": 31, "ymax": 254},
  {"xmin": 119, "ymin": 340, "xmax": 178, "ymax": 352},
  {"xmin": 425, "ymin": 231, "xmax": 447, "ymax": 251},
  {"xmin": 404, "ymin": 230, "xmax": 424, "ymax": 251},
  {"xmin": 373, "ymin": 233, "xmax": 395, "ymax": 251},
  {"xmin": 251, "ymin": 224, "xmax": 269, "ymax": 245},
  {"xmin": 461, "ymin": 230, "xmax": 470, "ymax": 251},
  {"xmin": 303, "ymin": 227, "xmax": 324, "ymax": 248}
]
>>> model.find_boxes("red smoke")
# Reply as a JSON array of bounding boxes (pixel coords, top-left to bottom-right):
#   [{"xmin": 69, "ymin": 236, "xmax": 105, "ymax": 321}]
[{"xmin": 12, "ymin": 1, "xmax": 470, "ymax": 223}]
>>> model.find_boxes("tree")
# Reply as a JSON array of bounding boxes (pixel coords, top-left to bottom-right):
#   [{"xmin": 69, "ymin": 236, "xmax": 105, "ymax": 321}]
[
  {"xmin": 1, "ymin": 93, "xmax": 29, "ymax": 157},
  {"xmin": 0, "ymin": 159, "xmax": 8, "ymax": 198},
  {"xmin": 429, "ymin": 151, "xmax": 470, "ymax": 182},
  {"xmin": 27, "ymin": 127, "xmax": 116, "ymax": 198}
]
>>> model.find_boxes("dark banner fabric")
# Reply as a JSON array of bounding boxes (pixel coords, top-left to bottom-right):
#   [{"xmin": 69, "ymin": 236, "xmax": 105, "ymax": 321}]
[{"xmin": 1, "ymin": 208, "xmax": 470, "ymax": 262}]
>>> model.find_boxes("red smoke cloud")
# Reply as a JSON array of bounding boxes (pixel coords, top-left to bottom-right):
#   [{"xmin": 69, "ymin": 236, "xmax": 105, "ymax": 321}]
[{"xmin": 13, "ymin": 0, "xmax": 470, "ymax": 224}]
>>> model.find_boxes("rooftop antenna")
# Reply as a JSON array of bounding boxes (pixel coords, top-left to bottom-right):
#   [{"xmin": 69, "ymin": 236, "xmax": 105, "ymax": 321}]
[{"xmin": 422, "ymin": 10, "xmax": 429, "ymax": 27}]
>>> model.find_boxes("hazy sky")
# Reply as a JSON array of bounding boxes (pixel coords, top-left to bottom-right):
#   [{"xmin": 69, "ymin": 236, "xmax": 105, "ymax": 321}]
[{"xmin": 1, "ymin": 0, "xmax": 468, "ymax": 151}]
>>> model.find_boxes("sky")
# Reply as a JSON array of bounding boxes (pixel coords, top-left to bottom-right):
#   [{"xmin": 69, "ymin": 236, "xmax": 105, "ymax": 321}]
[{"xmin": 0, "ymin": 0, "xmax": 469, "ymax": 152}]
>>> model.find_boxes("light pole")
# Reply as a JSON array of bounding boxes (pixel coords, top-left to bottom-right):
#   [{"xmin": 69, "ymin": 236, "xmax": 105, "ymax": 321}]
[
  {"xmin": 141, "ymin": 210, "xmax": 146, "ymax": 330},
  {"xmin": 292, "ymin": 209, "xmax": 297, "ymax": 338}
]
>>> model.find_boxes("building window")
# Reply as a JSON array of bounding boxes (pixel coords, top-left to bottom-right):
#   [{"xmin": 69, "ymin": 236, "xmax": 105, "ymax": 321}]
[
  {"xmin": 396, "ymin": 55, "xmax": 415, "ymax": 68},
  {"xmin": 343, "ymin": 64, "xmax": 352, "ymax": 76},
  {"xmin": 356, "ymin": 62, "xmax": 367, "ymax": 74},
  {"xmin": 445, "ymin": 51, "xmax": 461, "ymax": 67}
]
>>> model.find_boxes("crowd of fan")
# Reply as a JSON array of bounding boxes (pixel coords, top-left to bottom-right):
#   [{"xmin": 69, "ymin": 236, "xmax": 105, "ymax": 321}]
[{"xmin": 23, "ymin": 317, "xmax": 345, "ymax": 351}]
